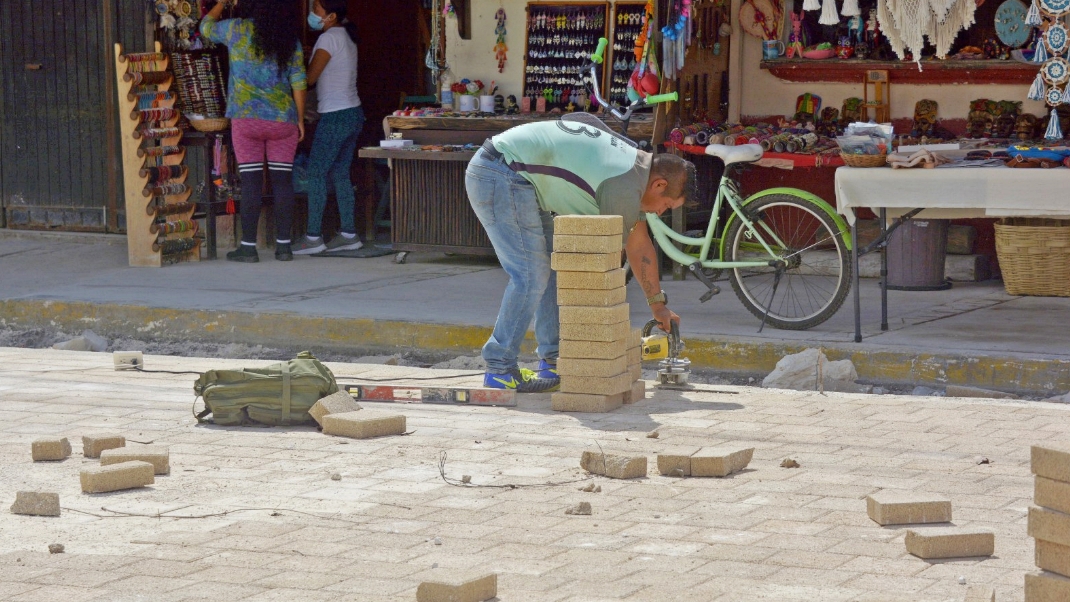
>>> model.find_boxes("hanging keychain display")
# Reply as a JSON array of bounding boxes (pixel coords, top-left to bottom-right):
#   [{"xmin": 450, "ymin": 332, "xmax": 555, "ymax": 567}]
[
  {"xmin": 523, "ymin": 3, "xmax": 608, "ymax": 110},
  {"xmin": 494, "ymin": 8, "xmax": 508, "ymax": 73}
]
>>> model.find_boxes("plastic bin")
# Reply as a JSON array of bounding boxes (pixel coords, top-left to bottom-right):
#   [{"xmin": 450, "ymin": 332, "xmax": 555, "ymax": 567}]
[{"xmin": 887, "ymin": 219, "xmax": 951, "ymax": 291}]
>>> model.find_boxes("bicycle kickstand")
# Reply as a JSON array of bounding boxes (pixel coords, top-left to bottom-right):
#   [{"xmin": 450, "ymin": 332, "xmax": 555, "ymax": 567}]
[
  {"xmin": 757, "ymin": 267, "xmax": 785, "ymax": 333},
  {"xmin": 687, "ymin": 262, "xmax": 721, "ymax": 303}
]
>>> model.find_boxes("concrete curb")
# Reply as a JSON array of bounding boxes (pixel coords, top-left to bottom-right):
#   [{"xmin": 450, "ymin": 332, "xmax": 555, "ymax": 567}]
[{"xmin": 2, "ymin": 299, "xmax": 1067, "ymax": 394}]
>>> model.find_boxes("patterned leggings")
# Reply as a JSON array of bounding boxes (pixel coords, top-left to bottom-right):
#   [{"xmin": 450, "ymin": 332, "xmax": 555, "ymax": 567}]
[{"xmin": 306, "ymin": 106, "xmax": 365, "ymax": 237}]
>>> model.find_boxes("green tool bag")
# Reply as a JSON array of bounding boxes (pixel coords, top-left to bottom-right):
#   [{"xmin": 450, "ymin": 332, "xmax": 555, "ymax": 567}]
[{"xmin": 193, "ymin": 351, "xmax": 339, "ymax": 426}]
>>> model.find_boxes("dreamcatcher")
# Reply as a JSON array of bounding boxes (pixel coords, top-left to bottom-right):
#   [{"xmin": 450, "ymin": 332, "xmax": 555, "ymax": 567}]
[
  {"xmin": 152, "ymin": 0, "xmax": 202, "ymax": 50},
  {"xmin": 494, "ymin": 8, "xmax": 508, "ymax": 73},
  {"xmin": 1025, "ymin": 0, "xmax": 1070, "ymax": 137}
]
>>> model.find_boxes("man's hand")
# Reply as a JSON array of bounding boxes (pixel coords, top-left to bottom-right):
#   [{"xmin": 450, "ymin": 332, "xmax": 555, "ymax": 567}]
[{"xmin": 651, "ymin": 303, "xmax": 680, "ymax": 333}]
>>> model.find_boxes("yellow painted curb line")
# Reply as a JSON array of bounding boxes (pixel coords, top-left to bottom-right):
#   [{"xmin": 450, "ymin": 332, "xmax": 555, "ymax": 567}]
[{"xmin": 2, "ymin": 299, "xmax": 1067, "ymax": 393}]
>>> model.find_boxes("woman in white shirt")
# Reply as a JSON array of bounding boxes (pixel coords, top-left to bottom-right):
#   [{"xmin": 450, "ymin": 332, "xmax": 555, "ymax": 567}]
[{"xmin": 293, "ymin": 0, "xmax": 366, "ymax": 254}]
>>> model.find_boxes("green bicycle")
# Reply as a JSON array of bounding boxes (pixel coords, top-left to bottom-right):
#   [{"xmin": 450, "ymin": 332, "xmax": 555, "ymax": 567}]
[{"xmin": 584, "ymin": 38, "xmax": 854, "ymax": 330}]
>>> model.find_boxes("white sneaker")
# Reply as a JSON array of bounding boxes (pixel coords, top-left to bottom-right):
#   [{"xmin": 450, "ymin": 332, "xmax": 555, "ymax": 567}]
[
  {"xmin": 325, "ymin": 235, "xmax": 363, "ymax": 252},
  {"xmin": 292, "ymin": 235, "xmax": 327, "ymax": 255}
]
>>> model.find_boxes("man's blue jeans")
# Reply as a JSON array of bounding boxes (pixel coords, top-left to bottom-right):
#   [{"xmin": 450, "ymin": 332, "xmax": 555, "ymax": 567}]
[{"xmin": 465, "ymin": 149, "xmax": 559, "ymax": 373}]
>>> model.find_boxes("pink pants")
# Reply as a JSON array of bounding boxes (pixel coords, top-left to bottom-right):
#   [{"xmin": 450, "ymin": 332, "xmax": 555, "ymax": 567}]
[{"xmin": 230, "ymin": 118, "xmax": 299, "ymax": 173}]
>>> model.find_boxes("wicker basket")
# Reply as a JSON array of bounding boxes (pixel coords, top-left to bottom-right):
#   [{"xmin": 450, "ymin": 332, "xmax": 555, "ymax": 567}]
[
  {"xmin": 994, "ymin": 218, "xmax": 1070, "ymax": 297},
  {"xmin": 841, "ymin": 153, "xmax": 888, "ymax": 168},
  {"xmin": 188, "ymin": 117, "xmax": 229, "ymax": 132}
]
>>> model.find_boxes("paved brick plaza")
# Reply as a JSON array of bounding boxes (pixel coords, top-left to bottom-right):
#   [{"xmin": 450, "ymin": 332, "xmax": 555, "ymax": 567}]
[{"xmin": 2, "ymin": 347, "xmax": 1067, "ymax": 601}]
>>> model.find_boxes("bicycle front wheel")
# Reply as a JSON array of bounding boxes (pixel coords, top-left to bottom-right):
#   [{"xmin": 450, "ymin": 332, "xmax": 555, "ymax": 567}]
[{"xmin": 724, "ymin": 194, "xmax": 851, "ymax": 330}]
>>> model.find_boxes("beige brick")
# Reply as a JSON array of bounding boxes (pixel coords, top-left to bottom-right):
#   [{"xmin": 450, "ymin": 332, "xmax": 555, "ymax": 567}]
[
  {"xmin": 322, "ymin": 410, "xmax": 406, "ymax": 440},
  {"xmin": 416, "ymin": 570, "xmax": 497, "ymax": 602},
  {"xmin": 80, "ymin": 461, "xmax": 154, "ymax": 493},
  {"xmin": 1028, "ymin": 506, "xmax": 1070, "ymax": 548},
  {"xmin": 554, "ymin": 214, "xmax": 623, "ymax": 236},
  {"xmin": 628, "ymin": 363, "xmax": 642, "ymax": 382},
  {"xmin": 559, "ymin": 303, "xmax": 630, "ymax": 325},
  {"xmin": 657, "ymin": 448, "xmax": 700, "ymax": 477},
  {"xmin": 560, "ymin": 336, "xmax": 629, "ymax": 359},
  {"xmin": 31, "ymin": 437, "xmax": 71, "ymax": 462},
  {"xmin": 904, "ymin": 527, "xmax": 994, "ymax": 559},
  {"xmin": 629, "ymin": 327, "xmax": 642, "ymax": 348},
  {"xmin": 100, "ymin": 446, "xmax": 170, "ymax": 475},
  {"xmin": 1033, "ymin": 444, "xmax": 1070, "ymax": 484},
  {"xmin": 963, "ymin": 585, "xmax": 995, "ymax": 602},
  {"xmin": 553, "ymin": 233, "xmax": 623, "ymax": 254},
  {"xmin": 551, "ymin": 392, "xmax": 623, "ymax": 413},
  {"xmin": 559, "ymin": 320, "xmax": 630, "ymax": 343},
  {"xmin": 559, "ymin": 373, "xmax": 633, "ymax": 395},
  {"xmin": 865, "ymin": 491, "xmax": 952, "ymax": 526},
  {"xmin": 1036, "ymin": 476, "xmax": 1070, "ymax": 515},
  {"xmin": 557, "ymin": 356, "xmax": 628, "ymax": 378},
  {"xmin": 580, "ymin": 450, "xmax": 647, "ymax": 479},
  {"xmin": 690, "ymin": 447, "xmax": 754, "ymax": 478},
  {"xmin": 557, "ymin": 286, "xmax": 627, "ymax": 307},
  {"xmin": 82, "ymin": 434, "xmax": 125, "ymax": 458},
  {"xmin": 1025, "ymin": 571, "xmax": 1070, "ymax": 602},
  {"xmin": 10, "ymin": 491, "xmax": 60, "ymax": 516},
  {"xmin": 308, "ymin": 390, "xmax": 362, "ymax": 427},
  {"xmin": 1036, "ymin": 539, "xmax": 1070, "ymax": 578},
  {"xmin": 556, "ymin": 269, "xmax": 626, "ymax": 290},
  {"xmin": 551, "ymin": 252, "xmax": 619, "ymax": 273},
  {"xmin": 627, "ymin": 345, "xmax": 641, "ymax": 365},
  {"xmin": 622, "ymin": 379, "xmax": 646, "ymax": 404}
]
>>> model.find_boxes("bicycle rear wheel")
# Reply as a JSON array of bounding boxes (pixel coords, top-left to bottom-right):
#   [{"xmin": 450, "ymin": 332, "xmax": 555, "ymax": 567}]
[{"xmin": 724, "ymin": 193, "xmax": 851, "ymax": 330}]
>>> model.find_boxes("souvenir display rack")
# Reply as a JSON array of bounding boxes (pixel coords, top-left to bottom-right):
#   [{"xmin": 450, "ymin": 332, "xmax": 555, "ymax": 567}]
[
  {"xmin": 113, "ymin": 42, "xmax": 200, "ymax": 267},
  {"xmin": 607, "ymin": 2, "xmax": 647, "ymax": 107},
  {"xmin": 170, "ymin": 50, "xmax": 228, "ymax": 119},
  {"xmin": 523, "ymin": 2, "xmax": 609, "ymax": 110}
]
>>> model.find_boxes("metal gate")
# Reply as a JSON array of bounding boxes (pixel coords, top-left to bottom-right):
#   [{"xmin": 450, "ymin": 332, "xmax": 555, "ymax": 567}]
[{"xmin": 0, "ymin": 0, "xmax": 151, "ymax": 232}]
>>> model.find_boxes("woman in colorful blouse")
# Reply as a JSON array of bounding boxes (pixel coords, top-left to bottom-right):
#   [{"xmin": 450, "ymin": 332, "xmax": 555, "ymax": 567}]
[{"xmin": 201, "ymin": 0, "xmax": 307, "ymax": 262}]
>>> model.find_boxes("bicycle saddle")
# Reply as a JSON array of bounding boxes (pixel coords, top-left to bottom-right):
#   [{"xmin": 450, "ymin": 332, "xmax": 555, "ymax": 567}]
[{"xmin": 704, "ymin": 144, "xmax": 763, "ymax": 166}]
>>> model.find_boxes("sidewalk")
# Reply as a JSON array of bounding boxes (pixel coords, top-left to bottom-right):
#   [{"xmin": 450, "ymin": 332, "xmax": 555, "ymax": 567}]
[
  {"xmin": 0, "ymin": 230, "xmax": 1068, "ymax": 393},
  {"xmin": 2, "ymin": 347, "xmax": 1067, "ymax": 601}
]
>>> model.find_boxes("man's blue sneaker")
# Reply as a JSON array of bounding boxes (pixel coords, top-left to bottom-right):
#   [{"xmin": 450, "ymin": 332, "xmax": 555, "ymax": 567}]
[
  {"xmin": 536, "ymin": 359, "xmax": 558, "ymax": 380},
  {"xmin": 484, "ymin": 368, "xmax": 559, "ymax": 393}
]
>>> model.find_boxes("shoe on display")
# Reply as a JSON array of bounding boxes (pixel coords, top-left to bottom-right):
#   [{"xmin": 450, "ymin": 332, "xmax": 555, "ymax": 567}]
[
  {"xmin": 226, "ymin": 245, "xmax": 259, "ymax": 263},
  {"xmin": 325, "ymin": 234, "xmax": 364, "ymax": 253},
  {"xmin": 275, "ymin": 243, "xmax": 293, "ymax": 261},
  {"xmin": 292, "ymin": 235, "xmax": 327, "ymax": 255},
  {"xmin": 484, "ymin": 367, "xmax": 559, "ymax": 393}
]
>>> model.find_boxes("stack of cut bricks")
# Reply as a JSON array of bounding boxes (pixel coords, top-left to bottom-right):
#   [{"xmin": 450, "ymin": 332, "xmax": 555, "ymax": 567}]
[
  {"xmin": 550, "ymin": 215, "xmax": 644, "ymax": 413},
  {"xmin": 1026, "ymin": 443, "xmax": 1070, "ymax": 601}
]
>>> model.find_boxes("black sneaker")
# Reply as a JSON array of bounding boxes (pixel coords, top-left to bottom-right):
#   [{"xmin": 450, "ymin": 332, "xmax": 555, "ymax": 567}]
[
  {"xmin": 484, "ymin": 367, "xmax": 559, "ymax": 393},
  {"xmin": 226, "ymin": 245, "xmax": 259, "ymax": 263},
  {"xmin": 275, "ymin": 243, "xmax": 293, "ymax": 261}
]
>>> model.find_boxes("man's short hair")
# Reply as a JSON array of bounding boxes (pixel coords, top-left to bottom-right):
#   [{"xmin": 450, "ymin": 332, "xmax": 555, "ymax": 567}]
[{"xmin": 651, "ymin": 153, "xmax": 697, "ymax": 207}]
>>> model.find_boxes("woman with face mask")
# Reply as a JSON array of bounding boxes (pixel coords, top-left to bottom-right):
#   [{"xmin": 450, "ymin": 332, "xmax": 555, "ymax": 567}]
[{"xmin": 291, "ymin": 0, "xmax": 366, "ymax": 255}]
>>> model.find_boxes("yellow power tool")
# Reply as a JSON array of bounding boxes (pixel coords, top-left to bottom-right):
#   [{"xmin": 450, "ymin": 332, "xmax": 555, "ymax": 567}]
[{"xmin": 641, "ymin": 319, "xmax": 691, "ymax": 386}]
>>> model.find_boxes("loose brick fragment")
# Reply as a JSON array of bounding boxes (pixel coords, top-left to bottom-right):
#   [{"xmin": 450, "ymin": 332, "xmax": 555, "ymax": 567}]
[
  {"xmin": 1036, "ymin": 539, "xmax": 1070, "ymax": 578},
  {"xmin": 559, "ymin": 321, "xmax": 631, "ymax": 343},
  {"xmin": 865, "ymin": 491, "xmax": 952, "ymax": 526},
  {"xmin": 557, "ymin": 287, "xmax": 627, "ymax": 307},
  {"xmin": 308, "ymin": 390, "xmax": 362, "ymax": 427},
  {"xmin": 322, "ymin": 410, "xmax": 405, "ymax": 439},
  {"xmin": 100, "ymin": 446, "xmax": 170, "ymax": 475},
  {"xmin": 622, "ymin": 379, "xmax": 646, "ymax": 404},
  {"xmin": 1032, "ymin": 444, "xmax": 1070, "ymax": 484},
  {"xmin": 565, "ymin": 502, "xmax": 592, "ymax": 515},
  {"xmin": 657, "ymin": 448, "xmax": 699, "ymax": 477},
  {"xmin": 559, "ymin": 303, "xmax": 630, "ymax": 325},
  {"xmin": 1025, "ymin": 571, "xmax": 1070, "ymax": 602},
  {"xmin": 80, "ymin": 461, "xmax": 154, "ymax": 493},
  {"xmin": 554, "ymin": 214, "xmax": 623, "ymax": 236},
  {"xmin": 551, "ymin": 252, "xmax": 620, "ymax": 273},
  {"xmin": 82, "ymin": 434, "xmax": 125, "ymax": 458},
  {"xmin": 690, "ymin": 447, "xmax": 754, "ymax": 477},
  {"xmin": 560, "ymin": 337, "xmax": 629, "ymax": 359},
  {"xmin": 551, "ymin": 392, "xmax": 623, "ymax": 413},
  {"xmin": 1036, "ymin": 476, "xmax": 1070, "ymax": 515},
  {"xmin": 963, "ymin": 585, "xmax": 995, "ymax": 602},
  {"xmin": 1028, "ymin": 506, "xmax": 1070, "ymax": 548},
  {"xmin": 904, "ymin": 527, "xmax": 994, "ymax": 559},
  {"xmin": 556, "ymin": 269, "xmax": 626, "ymax": 290},
  {"xmin": 557, "ymin": 356, "xmax": 628, "ymax": 378},
  {"xmin": 580, "ymin": 450, "xmax": 647, "ymax": 479},
  {"xmin": 10, "ymin": 492, "xmax": 60, "ymax": 516},
  {"xmin": 553, "ymin": 234, "xmax": 623, "ymax": 254},
  {"xmin": 559, "ymin": 373, "xmax": 633, "ymax": 396},
  {"xmin": 416, "ymin": 571, "xmax": 497, "ymax": 602},
  {"xmin": 31, "ymin": 437, "xmax": 71, "ymax": 462}
]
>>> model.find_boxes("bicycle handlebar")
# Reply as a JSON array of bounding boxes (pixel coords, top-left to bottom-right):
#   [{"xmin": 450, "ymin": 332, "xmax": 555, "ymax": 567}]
[
  {"xmin": 590, "ymin": 37, "xmax": 608, "ymax": 64},
  {"xmin": 643, "ymin": 92, "xmax": 678, "ymax": 105},
  {"xmin": 580, "ymin": 38, "xmax": 673, "ymax": 132}
]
